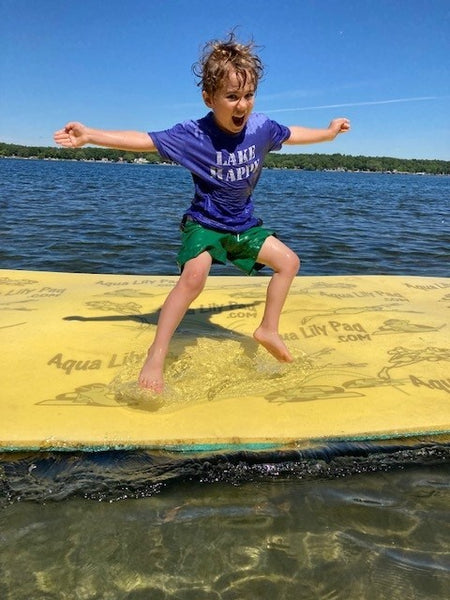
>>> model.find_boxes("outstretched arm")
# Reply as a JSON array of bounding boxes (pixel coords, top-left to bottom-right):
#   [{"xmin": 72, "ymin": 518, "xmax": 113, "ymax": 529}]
[
  {"xmin": 284, "ymin": 117, "xmax": 350, "ymax": 145},
  {"xmin": 53, "ymin": 122, "xmax": 156, "ymax": 152}
]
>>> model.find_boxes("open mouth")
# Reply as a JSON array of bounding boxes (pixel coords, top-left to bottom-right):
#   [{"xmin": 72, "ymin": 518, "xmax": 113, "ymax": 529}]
[{"xmin": 232, "ymin": 116, "xmax": 245, "ymax": 127}]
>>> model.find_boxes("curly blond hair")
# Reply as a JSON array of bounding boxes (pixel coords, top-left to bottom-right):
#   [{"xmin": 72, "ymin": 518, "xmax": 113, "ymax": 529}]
[{"xmin": 193, "ymin": 32, "xmax": 264, "ymax": 95}]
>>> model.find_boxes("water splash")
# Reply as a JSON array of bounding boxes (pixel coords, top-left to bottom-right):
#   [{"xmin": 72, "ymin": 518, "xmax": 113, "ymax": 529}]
[{"xmin": 109, "ymin": 337, "xmax": 314, "ymax": 412}]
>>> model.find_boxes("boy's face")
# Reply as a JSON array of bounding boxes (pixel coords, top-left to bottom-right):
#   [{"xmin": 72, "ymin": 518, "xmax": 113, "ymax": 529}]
[{"xmin": 203, "ymin": 69, "xmax": 255, "ymax": 135}]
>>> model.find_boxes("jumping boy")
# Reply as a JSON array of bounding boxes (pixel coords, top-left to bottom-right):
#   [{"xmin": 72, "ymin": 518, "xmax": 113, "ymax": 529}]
[{"xmin": 54, "ymin": 33, "xmax": 350, "ymax": 393}]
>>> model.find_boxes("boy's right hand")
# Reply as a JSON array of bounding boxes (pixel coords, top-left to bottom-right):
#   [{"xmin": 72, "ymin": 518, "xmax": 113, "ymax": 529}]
[{"xmin": 53, "ymin": 122, "xmax": 89, "ymax": 148}]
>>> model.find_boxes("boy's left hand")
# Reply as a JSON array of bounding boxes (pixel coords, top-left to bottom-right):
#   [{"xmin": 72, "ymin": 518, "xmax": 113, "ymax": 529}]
[{"xmin": 329, "ymin": 118, "xmax": 351, "ymax": 136}]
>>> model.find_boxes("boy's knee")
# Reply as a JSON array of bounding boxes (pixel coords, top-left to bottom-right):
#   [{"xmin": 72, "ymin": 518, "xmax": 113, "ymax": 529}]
[
  {"xmin": 285, "ymin": 251, "xmax": 300, "ymax": 276},
  {"xmin": 180, "ymin": 265, "xmax": 209, "ymax": 294}
]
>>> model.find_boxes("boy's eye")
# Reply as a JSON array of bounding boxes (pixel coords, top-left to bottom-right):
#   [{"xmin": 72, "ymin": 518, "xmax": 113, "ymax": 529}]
[{"xmin": 226, "ymin": 92, "xmax": 254, "ymax": 101}]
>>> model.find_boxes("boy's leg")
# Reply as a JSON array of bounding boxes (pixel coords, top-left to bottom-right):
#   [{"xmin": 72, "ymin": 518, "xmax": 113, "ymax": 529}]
[
  {"xmin": 253, "ymin": 236, "xmax": 300, "ymax": 362},
  {"xmin": 139, "ymin": 251, "xmax": 212, "ymax": 391}
]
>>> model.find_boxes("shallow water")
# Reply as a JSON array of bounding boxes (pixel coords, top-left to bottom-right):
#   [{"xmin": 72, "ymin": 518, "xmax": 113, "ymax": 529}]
[
  {"xmin": 1, "ymin": 455, "xmax": 449, "ymax": 599},
  {"xmin": 1, "ymin": 159, "xmax": 449, "ymax": 598}
]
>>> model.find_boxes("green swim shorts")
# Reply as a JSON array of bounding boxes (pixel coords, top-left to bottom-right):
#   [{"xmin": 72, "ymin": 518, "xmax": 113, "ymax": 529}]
[{"xmin": 177, "ymin": 219, "xmax": 275, "ymax": 275}]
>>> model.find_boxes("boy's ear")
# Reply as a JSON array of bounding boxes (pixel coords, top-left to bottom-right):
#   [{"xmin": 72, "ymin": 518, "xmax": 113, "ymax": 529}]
[{"xmin": 202, "ymin": 90, "xmax": 213, "ymax": 108}]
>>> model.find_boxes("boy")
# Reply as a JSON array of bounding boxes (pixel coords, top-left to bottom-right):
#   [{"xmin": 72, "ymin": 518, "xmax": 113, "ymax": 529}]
[{"xmin": 54, "ymin": 33, "xmax": 350, "ymax": 393}]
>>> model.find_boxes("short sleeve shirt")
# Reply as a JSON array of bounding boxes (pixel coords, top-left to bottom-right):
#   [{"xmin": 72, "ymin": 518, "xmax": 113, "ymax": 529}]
[{"xmin": 149, "ymin": 112, "xmax": 290, "ymax": 233}]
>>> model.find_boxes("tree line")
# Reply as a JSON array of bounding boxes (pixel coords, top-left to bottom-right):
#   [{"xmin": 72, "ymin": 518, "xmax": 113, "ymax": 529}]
[{"xmin": 1, "ymin": 141, "xmax": 448, "ymax": 175}]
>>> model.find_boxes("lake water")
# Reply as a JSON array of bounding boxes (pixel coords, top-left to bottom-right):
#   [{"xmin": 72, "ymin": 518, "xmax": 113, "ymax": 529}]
[
  {"xmin": 2, "ymin": 159, "xmax": 448, "ymax": 277},
  {"xmin": 1, "ymin": 158, "xmax": 449, "ymax": 599}
]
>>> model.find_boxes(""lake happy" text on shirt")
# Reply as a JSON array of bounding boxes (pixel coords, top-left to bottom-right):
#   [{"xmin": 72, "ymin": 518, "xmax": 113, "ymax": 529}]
[{"xmin": 210, "ymin": 145, "xmax": 260, "ymax": 182}]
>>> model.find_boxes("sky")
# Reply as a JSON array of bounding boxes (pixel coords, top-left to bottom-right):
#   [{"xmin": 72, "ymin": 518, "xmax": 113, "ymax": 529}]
[{"xmin": 1, "ymin": 0, "xmax": 449, "ymax": 160}]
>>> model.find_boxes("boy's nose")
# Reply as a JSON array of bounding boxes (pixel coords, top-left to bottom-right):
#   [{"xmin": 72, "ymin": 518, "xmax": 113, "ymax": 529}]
[{"xmin": 236, "ymin": 97, "xmax": 248, "ymax": 111}]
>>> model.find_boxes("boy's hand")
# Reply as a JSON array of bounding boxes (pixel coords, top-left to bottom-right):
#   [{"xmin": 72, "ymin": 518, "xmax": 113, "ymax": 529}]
[
  {"xmin": 53, "ymin": 122, "xmax": 89, "ymax": 148},
  {"xmin": 286, "ymin": 118, "xmax": 351, "ymax": 145},
  {"xmin": 329, "ymin": 118, "xmax": 351, "ymax": 137}
]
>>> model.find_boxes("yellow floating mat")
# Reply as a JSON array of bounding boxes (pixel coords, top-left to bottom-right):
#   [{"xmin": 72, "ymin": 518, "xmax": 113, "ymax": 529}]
[{"xmin": 1, "ymin": 269, "xmax": 449, "ymax": 452}]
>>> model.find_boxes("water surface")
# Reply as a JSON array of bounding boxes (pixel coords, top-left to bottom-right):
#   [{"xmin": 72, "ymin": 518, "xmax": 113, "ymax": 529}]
[{"xmin": 2, "ymin": 159, "xmax": 448, "ymax": 276}]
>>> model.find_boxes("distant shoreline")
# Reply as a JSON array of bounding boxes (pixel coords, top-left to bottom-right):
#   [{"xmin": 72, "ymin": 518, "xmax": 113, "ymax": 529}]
[
  {"xmin": 1, "ymin": 142, "xmax": 448, "ymax": 175},
  {"xmin": 2, "ymin": 155, "xmax": 447, "ymax": 177}
]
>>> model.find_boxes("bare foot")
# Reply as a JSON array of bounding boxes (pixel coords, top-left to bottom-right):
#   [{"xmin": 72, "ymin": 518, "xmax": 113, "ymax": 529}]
[
  {"xmin": 138, "ymin": 346, "xmax": 165, "ymax": 393},
  {"xmin": 253, "ymin": 327, "xmax": 294, "ymax": 363}
]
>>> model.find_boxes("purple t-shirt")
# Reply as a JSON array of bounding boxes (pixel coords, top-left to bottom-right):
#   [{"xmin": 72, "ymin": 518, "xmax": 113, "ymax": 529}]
[{"xmin": 149, "ymin": 112, "xmax": 290, "ymax": 233}]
